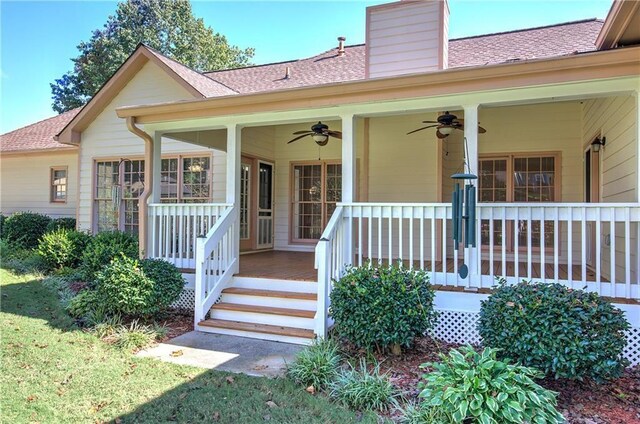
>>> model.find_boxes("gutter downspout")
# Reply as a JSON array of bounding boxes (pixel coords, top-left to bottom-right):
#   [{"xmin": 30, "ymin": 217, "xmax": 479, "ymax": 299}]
[{"xmin": 126, "ymin": 117, "xmax": 153, "ymax": 259}]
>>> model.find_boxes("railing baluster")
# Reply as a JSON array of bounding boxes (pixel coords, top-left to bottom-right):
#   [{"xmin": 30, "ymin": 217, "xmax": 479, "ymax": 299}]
[
  {"xmin": 540, "ymin": 207, "xmax": 545, "ymax": 282},
  {"xmin": 388, "ymin": 206, "xmax": 393, "ymax": 266},
  {"xmin": 567, "ymin": 207, "xmax": 573, "ymax": 288},
  {"xmin": 610, "ymin": 207, "xmax": 616, "ymax": 297},
  {"xmin": 596, "ymin": 207, "xmax": 601, "ymax": 292},
  {"xmin": 625, "ymin": 210, "xmax": 631, "ymax": 298},
  {"xmin": 554, "ymin": 207, "xmax": 559, "ymax": 283},
  {"xmin": 409, "ymin": 207, "xmax": 414, "ymax": 269},
  {"xmin": 489, "ymin": 207, "xmax": 494, "ymax": 283},
  {"xmin": 442, "ymin": 213, "xmax": 447, "ymax": 286},
  {"xmin": 514, "ymin": 208, "xmax": 519, "ymax": 283},
  {"xmin": 358, "ymin": 205, "xmax": 363, "ymax": 267},
  {"xmin": 501, "ymin": 210, "xmax": 506, "ymax": 280},
  {"xmin": 430, "ymin": 208, "xmax": 435, "ymax": 280},
  {"xmin": 581, "ymin": 207, "xmax": 587, "ymax": 287}
]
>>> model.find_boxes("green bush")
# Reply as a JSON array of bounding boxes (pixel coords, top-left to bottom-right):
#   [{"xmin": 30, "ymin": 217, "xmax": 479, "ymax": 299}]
[
  {"xmin": 37, "ymin": 229, "xmax": 91, "ymax": 270},
  {"xmin": 94, "ymin": 255, "xmax": 184, "ymax": 318},
  {"xmin": 287, "ymin": 338, "xmax": 341, "ymax": 391},
  {"xmin": 3, "ymin": 212, "xmax": 51, "ymax": 249},
  {"xmin": 330, "ymin": 264, "xmax": 438, "ymax": 352},
  {"xmin": 110, "ymin": 320, "xmax": 159, "ymax": 351},
  {"xmin": 46, "ymin": 217, "xmax": 76, "ymax": 233},
  {"xmin": 419, "ymin": 346, "xmax": 564, "ymax": 423},
  {"xmin": 478, "ymin": 281, "xmax": 630, "ymax": 381},
  {"xmin": 0, "ymin": 240, "xmax": 47, "ymax": 274},
  {"xmin": 80, "ymin": 231, "xmax": 138, "ymax": 282},
  {"xmin": 67, "ymin": 290, "xmax": 102, "ymax": 319},
  {"xmin": 330, "ymin": 359, "xmax": 399, "ymax": 412},
  {"xmin": 139, "ymin": 258, "xmax": 185, "ymax": 311},
  {"xmin": 42, "ymin": 275, "xmax": 77, "ymax": 307},
  {"xmin": 0, "ymin": 213, "xmax": 5, "ymax": 238}
]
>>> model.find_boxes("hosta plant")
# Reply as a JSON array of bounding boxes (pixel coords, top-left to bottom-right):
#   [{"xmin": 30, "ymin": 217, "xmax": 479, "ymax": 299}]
[
  {"xmin": 479, "ymin": 280, "xmax": 629, "ymax": 381},
  {"xmin": 419, "ymin": 346, "xmax": 564, "ymax": 424}
]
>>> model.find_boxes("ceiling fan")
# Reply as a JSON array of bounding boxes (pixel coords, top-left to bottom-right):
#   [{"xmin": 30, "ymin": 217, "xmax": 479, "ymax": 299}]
[
  {"xmin": 407, "ymin": 111, "xmax": 486, "ymax": 139},
  {"xmin": 287, "ymin": 122, "xmax": 342, "ymax": 146}
]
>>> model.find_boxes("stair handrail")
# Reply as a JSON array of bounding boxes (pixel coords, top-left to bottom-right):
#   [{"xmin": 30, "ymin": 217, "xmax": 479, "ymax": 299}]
[
  {"xmin": 314, "ymin": 205, "xmax": 346, "ymax": 338},
  {"xmin": 194, "ymin": 206, "xmax": 238, "ymax": 325}
]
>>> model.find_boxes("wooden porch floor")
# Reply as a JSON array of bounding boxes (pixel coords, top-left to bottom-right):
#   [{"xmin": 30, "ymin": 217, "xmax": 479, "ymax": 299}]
[{"xmin": 237, "ymin": 250, "xmax": 606, "ymax": 283}]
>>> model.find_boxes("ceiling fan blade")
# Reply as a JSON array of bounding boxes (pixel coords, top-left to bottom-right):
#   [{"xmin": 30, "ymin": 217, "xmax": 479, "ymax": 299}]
[
  {"xmin": 478, "ymin": 125, "xmax": 487, "ymax": 133},
  {"xmin": 327, "ymin": 130, "xmax": 342, "ymax": 139},
  {"xmin": 407, "ymin": 125, "xmax": 439, "ymax": 135},
  {"xmin": 287, "ymin": 133, "xmax": 311, "ymax": 144},
  {"xmin": 292, "ymin": 130, "xmax": 313, "ymax": 135},
  {"xmin": 421, "ymin": 120, "xmax": 439, "ymax": 124},
  {"xmin": 453, "ymin": 118, "xmax": 464, "ymax": 124}
]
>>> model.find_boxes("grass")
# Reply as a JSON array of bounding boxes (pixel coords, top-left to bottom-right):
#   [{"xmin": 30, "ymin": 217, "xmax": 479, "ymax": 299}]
[{"xmin": 1, "ymin": 269, "xmax": 381, "ymax": 423}]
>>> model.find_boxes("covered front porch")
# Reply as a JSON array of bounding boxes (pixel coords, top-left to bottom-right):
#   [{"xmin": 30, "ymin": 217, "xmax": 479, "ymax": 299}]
[{"xmin": 118, "ymin": 71, "xmax": 640, "ymax": 344}]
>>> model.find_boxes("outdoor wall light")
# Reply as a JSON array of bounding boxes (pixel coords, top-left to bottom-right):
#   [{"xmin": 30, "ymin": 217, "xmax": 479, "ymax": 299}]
[{"xmin": 591, "ymin": 136, "xmax": 606, "ymax": 152}]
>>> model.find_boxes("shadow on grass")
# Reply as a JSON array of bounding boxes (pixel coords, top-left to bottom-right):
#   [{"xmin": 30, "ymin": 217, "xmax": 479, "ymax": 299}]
[
  {"xmin": 1, "ymin": 276, "xmax": 76, "ymax": 333},
  {"xmin": 115, "ymin": 368, "xmax": 377, "ymax": 424}
]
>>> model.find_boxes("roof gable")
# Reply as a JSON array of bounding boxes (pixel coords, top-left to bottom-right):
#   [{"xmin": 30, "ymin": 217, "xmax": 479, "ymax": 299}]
[{"xmin": 55, "ymin": 44, "xmax": 234, "ymax": 145}]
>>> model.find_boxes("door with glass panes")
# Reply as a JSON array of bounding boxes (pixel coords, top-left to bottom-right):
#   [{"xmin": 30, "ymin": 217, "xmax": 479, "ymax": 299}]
[
  {"xmin": 290, "ymin": 161, "xmax": 342, "ymax": 243},
  {"xmin": 239, "ymin": 156, "xmax": 275, "ymax": 251}
]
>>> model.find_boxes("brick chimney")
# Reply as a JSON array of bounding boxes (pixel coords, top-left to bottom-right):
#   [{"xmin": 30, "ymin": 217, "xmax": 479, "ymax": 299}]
[{"xmin": 365, "ymin": 0, "xmax": 449, "ymax": 79}]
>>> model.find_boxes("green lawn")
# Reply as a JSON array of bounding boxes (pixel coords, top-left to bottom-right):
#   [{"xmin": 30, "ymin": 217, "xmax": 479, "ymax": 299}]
[{"xmin": 1, "ymin": 269, "xmax": 379, "ymax": 423}]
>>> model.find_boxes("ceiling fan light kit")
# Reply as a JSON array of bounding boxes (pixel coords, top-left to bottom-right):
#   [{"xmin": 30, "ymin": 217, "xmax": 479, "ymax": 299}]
[
  {"xmin": 287, "ymin": 121, "xmax": 342, "ymax": 146},
  {"xmin": 407, "ymin": 111, "xmax": 486, "ymax": 139}
]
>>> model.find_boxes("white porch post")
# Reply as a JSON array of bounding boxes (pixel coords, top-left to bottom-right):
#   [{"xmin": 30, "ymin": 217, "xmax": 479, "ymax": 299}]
[
  {"xmin": 463, "ymin": 104, "xmax": 480, "ymax": 286},
  {"xmin": 341, "ymin": 114, "xmax": 356, "ymax": 267},
  {"xmin": 226, "ymin": 123, "xmax": 242, "ymax": 273}
]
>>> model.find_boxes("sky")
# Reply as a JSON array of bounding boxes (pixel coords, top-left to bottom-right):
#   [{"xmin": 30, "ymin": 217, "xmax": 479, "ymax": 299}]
[{"xmin": 0, "ymin": 0, "xmax": 613, "ymax": 134}]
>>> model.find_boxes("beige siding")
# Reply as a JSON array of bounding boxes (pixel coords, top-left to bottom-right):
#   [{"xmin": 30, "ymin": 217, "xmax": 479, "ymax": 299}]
[
  {"xmin": 582, "ymin": 95, "xmax": 638, "ymax": 283},
  {"xmin": 0, "ymin": 151, "xmax": 78, "ymax": 219},
  {"xmin": 367, "ymin": 1, "xmax": 446, "ymax": 78},
  {"xmin": 77, "ymin": 62, "xmax": 217, "ymax": 232}
]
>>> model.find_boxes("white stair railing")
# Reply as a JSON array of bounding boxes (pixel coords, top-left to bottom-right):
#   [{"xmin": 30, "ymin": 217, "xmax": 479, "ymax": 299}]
[
  {"xmin": 314, "ymin": 206, "xmax": 347, "ymax": 338},
  {"xmin": 194, "ymin": 206, "xmax": 238, "ymax": 325}
]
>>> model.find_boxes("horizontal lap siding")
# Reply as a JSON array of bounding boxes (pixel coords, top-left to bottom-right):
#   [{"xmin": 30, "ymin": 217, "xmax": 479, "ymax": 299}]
[
  {"xmin": 582, "ymin": 95, "xmax": 638, "ymax": 285},
  {"xmin": 0, "ymin": 151, "xmax": 78, "ymax": 219},
  {"xmin": 78, "ymin": 62, "xmax": 215, "ymax": 232}
]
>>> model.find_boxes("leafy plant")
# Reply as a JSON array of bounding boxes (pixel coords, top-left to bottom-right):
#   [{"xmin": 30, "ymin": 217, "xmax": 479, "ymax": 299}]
[
  {"xmin": 80, "ymin": 231, "xmax": 138, "ymax": 282},
  {"xmin": 38, "ymin": 229, "xmax": 91, "ymax": 270},
  {"xmin": 398, "ymin": 402, "xmax": 447, "ymax": 424},
  {"xmin": 287, "ymin": 338, "xmax": 341, "ymax": 391},
  {"xmin": 419, "ymin": 346, "xmax": 564, "ymax": 423},
  {"xmin": 329, "ymin": 263, "xmax": 438, "ymax": 353},
  {"xmin": 93, "ymin": 255, "xmax": 184, "ymax": 318},
  {"xmin": 3, "ymin": 212, "xmax": 51, "ymax": 249},
  {"xmin": 0, "ymin": 213, "xmax": 5, "ymax": 238},
  {"xmin": 139, "ymin": 258, "xmax": 185, "ymax": 311},
  {"xmin": 42, "ymin": 275, "xmax": 76, "ymax": 307},
  {"xmin": 45, "ymin": 217, "xmax": 77, "ymax": 233},
  {"xmin": 330, "ymin": 359, "xmax": 399, "ymax": 412},
  {"xmin": 478, "ymin": 280, "xmax": 630, "ymax": 381},
  {"xmin": 90, "ymin": 314, "xmax": 123, "ymax": 339},
  {"xmin": 66, "ymin": 290, "xmax": 102, "ymax": 319}
]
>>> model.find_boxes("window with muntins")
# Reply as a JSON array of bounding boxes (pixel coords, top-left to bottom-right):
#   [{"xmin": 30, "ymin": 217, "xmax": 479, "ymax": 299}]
[{"xmin": 51, "ymin": 167, "xmax": 68, "ymax": 203}]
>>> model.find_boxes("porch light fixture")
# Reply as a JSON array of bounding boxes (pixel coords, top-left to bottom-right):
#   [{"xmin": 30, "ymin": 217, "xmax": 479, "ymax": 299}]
[
  {"xmin": 439, "ymin": 126, "xmax": 455, "ymax": 136},
  {"xmin": 591, "ymin": 136, "xmax": 606, "ymax": 152},
  {"xmin": 312, "ymin": 133, "xmax": 329, "ymax": 144}
]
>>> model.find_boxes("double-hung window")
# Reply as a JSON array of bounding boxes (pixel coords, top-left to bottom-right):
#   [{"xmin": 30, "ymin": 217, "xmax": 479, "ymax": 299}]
[{"xmin": 50, "ymin": 167, "xmax": 68, "ymax": 203}]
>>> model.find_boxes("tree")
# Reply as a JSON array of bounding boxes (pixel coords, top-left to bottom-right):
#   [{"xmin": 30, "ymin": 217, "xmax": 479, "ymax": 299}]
[{"xmin": 51, "ymin": 0, "xmax": 254, "ymax": 113}]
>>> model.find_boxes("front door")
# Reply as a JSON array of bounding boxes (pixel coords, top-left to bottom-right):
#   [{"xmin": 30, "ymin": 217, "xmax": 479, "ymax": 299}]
[
  {"xmin": 584, "ymin": 146, "xmax": 600, "ymax": 267},
  {"xmin": 240, "ymin": 156, "xmax": 275, "ymax": 251}
]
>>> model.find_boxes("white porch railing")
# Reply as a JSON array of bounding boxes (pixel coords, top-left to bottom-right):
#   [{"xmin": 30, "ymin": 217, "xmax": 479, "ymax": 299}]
[
  {"xmin": 194, "ymin": 206, "xmax": 238, "ymax": 325},
  {"xmin": 315, "ymin": 203, "xmax": 640, "ymax": 329},
  {"xmin": 148, "ymin": 203, "xmax": 231, "ymax": 269}
]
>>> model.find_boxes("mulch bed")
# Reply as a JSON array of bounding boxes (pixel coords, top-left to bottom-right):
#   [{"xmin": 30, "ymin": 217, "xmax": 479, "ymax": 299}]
[
  {"xmin": 341, "ymin": 336, "xmax": 640, "ymax": 423},
  {"xmin": 156, "ymin": 309, "xmax": 194, "ymax": 342}
]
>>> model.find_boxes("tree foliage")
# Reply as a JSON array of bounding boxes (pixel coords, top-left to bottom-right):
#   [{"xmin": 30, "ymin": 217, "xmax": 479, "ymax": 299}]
[{"xmin": 51, "ymin": 0, "xmax": 254, "ymax": 113}]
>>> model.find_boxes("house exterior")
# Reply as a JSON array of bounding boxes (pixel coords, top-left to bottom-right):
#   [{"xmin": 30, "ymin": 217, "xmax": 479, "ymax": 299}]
[{"xmin": 2, "ymin": 0, "xmax": 639, "ymax": 362}]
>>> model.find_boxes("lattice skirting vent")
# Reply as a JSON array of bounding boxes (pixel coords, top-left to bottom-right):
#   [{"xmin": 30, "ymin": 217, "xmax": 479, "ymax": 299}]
[
  {"xmin": 170, "ymin": 287, "xmax": 195, "ymax": 312},
  {"xmin": 432, "ymin": 308, "xmax": 640, "ymax": 367}
]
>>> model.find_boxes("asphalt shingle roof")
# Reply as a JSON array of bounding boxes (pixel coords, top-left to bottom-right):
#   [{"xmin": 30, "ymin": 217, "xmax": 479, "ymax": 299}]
[{"xmin": 1, "ymin": 19, "xmax": 605, "ymax": 152}]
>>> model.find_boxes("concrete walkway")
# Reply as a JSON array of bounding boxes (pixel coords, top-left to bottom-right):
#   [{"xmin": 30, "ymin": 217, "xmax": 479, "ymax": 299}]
[{"xmin": 136, "ymin": 331, "xmax": 303, "ymax": 377}]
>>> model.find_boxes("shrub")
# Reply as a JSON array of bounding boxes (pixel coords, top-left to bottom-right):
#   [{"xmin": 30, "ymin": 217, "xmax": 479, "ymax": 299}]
[
  {"xmin": 0, "ymin": 213, "xmax": 5, "ymax": 238},
  {"xmin": 94, "ymin": 255, "xmax": 184, "ymax": 317},
  {"xmin": 3, "ymin": 212, "xmax": 51, "ymax": 249},
  {"xmin": 80, "ymin": 231, "xmax": 138, "ymax": 282},
  {"xmin": 330, "ymin": 359, "xmax": 399, "ymax": 412},
  {"xmin": 37, "ymin": 229, "xmax": 91, "ymax": 270},
  {"xmin": 46, "ymin": 217, "xmax": 76, "ymax": 233},
  {"xmin": 287, "ymin": 338, "xmax": 341, "ymax": 391},
  {"xmin": 478, "ymin": 281, "xmax": 630, "ymax": 381},
  {"xmin": 139, "ymin": 258, "xmax": 185, "ymax": 311},
  {"xmin": 330, "ymin": 264, "xmax": 438, "ymax": 353},
  {"xmin": 67, "ymin": 290, "xmax": 102, "ymax": 319},
  {"xmin": 0, "ymin": 242, "xmax": 47, "ymax": 274},
  {"xmin": 42, "ymin": 275, "xmax": 76, "ymax": 307},
  {"xmin": 419, "ymin": 346, "xmax": 564, "ymax": 423}
]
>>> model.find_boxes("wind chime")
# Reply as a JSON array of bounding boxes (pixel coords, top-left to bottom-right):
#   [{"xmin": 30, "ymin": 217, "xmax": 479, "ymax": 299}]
[
  {"xmin": 451, "ymin": 137, "xmax": 477, "ymax": 279},
  {"xmin": 111, "ymin": 158, "xmax": 144, "ymax": 210}
]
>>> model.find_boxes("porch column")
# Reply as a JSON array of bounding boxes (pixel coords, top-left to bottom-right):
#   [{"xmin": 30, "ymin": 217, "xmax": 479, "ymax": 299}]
[
  {"xmin": 463, "ymin": 104, "xmax": 480, "ymax": 286},
  {"xmin": 226, "ymin": 123, "xmax": 242, "ymax": 273},
  {"xmin": 341, "ymin": 113, "xmax": 356, "ymax": 203}
]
